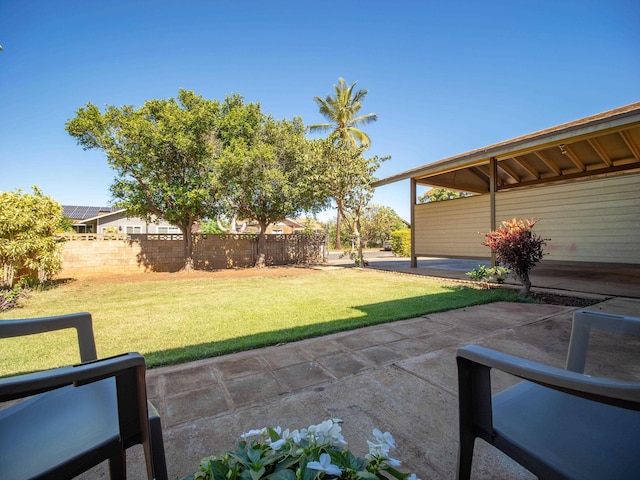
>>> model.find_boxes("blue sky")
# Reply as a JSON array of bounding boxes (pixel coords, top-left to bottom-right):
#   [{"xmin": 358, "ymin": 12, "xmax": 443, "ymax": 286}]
[{"xmin": 1, "ymin": 0, "xmax": 638, "ymax": 222}]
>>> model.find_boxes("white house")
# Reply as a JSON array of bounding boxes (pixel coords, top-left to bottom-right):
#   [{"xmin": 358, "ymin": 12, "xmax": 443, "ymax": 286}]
[{"xmin": 63, "ymin": 206, "xmax": 181, "ymax": 235}]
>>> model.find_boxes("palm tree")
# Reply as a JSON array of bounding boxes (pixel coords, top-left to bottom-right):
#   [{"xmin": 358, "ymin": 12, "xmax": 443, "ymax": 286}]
[
  {"xmin": 310, "ymin": 78, "xmax": 378, "ymax": 148},
  {"xmin": 310, "ymin": 78, "xmax": 377, "ymax": 249}
]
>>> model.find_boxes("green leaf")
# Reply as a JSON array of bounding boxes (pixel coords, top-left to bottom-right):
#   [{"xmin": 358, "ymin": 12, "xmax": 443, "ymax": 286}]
[
  {"xmin": 355, "ymin": 472, "xmax": 380, "ymax": 480},
  {"xmin": 250, "ymin": 466, "xmax": 266, "ymax": 480},
  {"xmin": 265, "ymin": 470, "xmax": 297, "ymax": 480},
  {"xmin": 247, "ymin": 445, "xmax": 264, "ymax": 464},
  {"xmin": 379, "ymin": 464, "xmax": 410, "ymax": 480}
]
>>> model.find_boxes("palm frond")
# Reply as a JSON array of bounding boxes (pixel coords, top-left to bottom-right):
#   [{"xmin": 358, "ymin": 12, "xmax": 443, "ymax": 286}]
[
  {"xmin": 347, "ymin": 128, "xmax": 372, "ymax": 148},
  {"xmin": 308, "ymin": 123, "xmax": 333, "ymax": 133},
  {"xmin": 312, "ymin": 78, "xmax": 377, "ymax": 148},
  {"xmin": 350, "ymin": 113, "xmax": 378, "ymax": 127}
]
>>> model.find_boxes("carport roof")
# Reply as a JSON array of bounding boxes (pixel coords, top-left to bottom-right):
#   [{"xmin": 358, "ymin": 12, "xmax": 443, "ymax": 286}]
[{"xmin": 373, "ymin": 102, "xmax": 640, "ymax": 193}]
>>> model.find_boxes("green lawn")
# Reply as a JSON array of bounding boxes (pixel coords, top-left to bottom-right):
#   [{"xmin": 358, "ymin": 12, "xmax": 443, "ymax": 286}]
[{"xmin": 0, "ymin": 268, "xmax": 525, "ymax": 376}]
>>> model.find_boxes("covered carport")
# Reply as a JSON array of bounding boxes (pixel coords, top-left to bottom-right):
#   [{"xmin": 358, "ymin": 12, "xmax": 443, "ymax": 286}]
[{"xmin": 374, "ymin": 102, "xmax": 640, "ymax": 275}]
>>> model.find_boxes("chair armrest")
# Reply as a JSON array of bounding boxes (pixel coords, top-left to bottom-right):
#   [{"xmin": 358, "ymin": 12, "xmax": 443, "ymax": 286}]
[
  {"xmin": 566, "ymin": 310, "xmax": 640, "ymax": 373},
  {"xmin": 0, "ymin": 352, "xmax": 145, "ymax": 402},
  {"xmin": 457, "ymin": 345, "xmax": 640, "ymax": 410},
  {"xmin": 0, "ymin": 312, "xmax": 97, "ymax": 362}
]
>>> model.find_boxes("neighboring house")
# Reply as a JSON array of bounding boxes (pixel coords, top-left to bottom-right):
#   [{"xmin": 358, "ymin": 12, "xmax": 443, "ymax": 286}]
[
  {"xmin": 373, "ymin": 102, "xmax": 640, "ymax": 268},
  {"xmin": 62, "ymin": 205, "xmax": 181, "ymax": 234},
  {"xmin": 242, "ymin": 218, "xmax": 325, "ymax": 235}
]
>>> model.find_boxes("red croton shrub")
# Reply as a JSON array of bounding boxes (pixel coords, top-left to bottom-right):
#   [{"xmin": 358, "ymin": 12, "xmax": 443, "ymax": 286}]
[{"xmin": 484, "ymin": 218, "xmax": 548, "ymax": 294}]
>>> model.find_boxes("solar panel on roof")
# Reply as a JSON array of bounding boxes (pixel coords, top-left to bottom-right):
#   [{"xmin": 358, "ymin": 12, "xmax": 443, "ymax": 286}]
[{"xmin": 62, "ymin": 205, "xmax": 114, "ymax": 220}]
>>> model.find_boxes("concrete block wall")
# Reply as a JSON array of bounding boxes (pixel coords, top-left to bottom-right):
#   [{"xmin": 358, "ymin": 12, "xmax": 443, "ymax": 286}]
[{"xmin": 58, "ymin": 233, "xmax": 326, "ymax": 276}]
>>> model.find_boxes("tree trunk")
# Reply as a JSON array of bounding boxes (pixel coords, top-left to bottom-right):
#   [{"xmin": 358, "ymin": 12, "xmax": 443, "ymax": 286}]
[
  {"xmin": 354, "ymin": 216, "xmax": 365, "ymax": 268},
  {"xmin": 335, "ymin": 202, "xmax": 343, "ymax": 250},
  {"xmin": 518, "ymin": 272, "xmax": 531, "ymax": 295},
  {"xmin": 255, "ymin": 221, "xmax": 268, "ymax": 268},
  {"xmin": 182, "ymin": 221, "xmax": 194, "ymax": 271},
  {"xmin": 3, "ymin": 263, "xmax": 15, "ymax": 289}
]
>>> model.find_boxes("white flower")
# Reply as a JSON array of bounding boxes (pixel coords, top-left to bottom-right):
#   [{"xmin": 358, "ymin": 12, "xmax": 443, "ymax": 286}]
[
  {"xmin": 386, "ymin": 457, "xmax": 401, "ymax": 467},
  {"xmin": 372, "ymin": 429, "xmax": 396, "ymax": 449},
  {"xmin": 269, "ymin": 438, "xmax": 287, "ymax": 450},
  {"xmin": 289, "ymin": 429, "xmax": 303, "ymax": 444},
  {"xmin": 268, "ymin": 428, "xmax": 294, "ymax": 450},
  {"xmin": 407, "ymin": 474, "xmax": 421, "ymax": 480},
  {"xmin": 241, "ymin": 428, "xmax": 266, "ymax": 440},
  {"xmin": 309, "ymin": 419, "xmax": 347, "ymax": 445},
  {"xmin": 367, "ymin": 440, "xmax": 390, "ymax": 458},
  {"xmin": 307, "ymin": 453, "xmax": 342, "ymax": 476},
  {"xmin": 367, "ymin": 428, "xmax": 398, "ymax": 459}
]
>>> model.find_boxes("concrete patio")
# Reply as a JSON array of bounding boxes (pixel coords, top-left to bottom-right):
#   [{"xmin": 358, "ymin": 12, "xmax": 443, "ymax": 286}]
[{"xmin": 100, "ymin": 275, "xmax": 640, "ymax": 479}]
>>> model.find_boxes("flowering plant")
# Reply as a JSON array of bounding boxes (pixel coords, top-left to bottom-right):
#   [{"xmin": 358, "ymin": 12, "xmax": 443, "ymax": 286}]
[
  {"xmin": 483, "ymin": 218, "xmax": 548, "ymax": 294},
  {"xmin": 182, "ymin": 418, "xmax": 420, "ymax": 480}
]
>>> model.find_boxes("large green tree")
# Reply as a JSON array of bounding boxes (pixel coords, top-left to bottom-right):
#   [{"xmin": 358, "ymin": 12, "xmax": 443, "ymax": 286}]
[
  {"xmin": 66, "ymin": 89, "xmax": 223, "ymax": 270},
  {"xmin": 220, "ymin": 100, "xmax": 329, "ymax": 267},
  {"xmin": 316, "ymin": 138, "xmax": 388, "ymax": 266},
  {"xmin": 419, "ymin": 187, "xmax": 471, "ymax": 203},
  {"xmin": 310, "ymin": 78, "xmax": 378, "ymax": 250},
  {"xmin": 360, "ymin": 204, "xmax": 406, "ymax": 247},
  {"xmin": 0, "ymin": 187, "xmax": 63, "ymax": 287}
]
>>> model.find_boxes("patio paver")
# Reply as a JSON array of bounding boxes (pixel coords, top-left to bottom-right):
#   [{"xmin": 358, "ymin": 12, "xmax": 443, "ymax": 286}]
[{"xmin": 76, "ymin": 264, "xmax": 640, "ymax": 479}]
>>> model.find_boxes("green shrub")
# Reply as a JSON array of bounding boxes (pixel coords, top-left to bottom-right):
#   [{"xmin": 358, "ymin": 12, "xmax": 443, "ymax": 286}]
[
  {"xmin": 466, "ymin": 265, "xmax": 511, "ymax": 284},
  {"xmin": 390, "ymin": 229, "xmax": 411, "ymax": 257},
  {"xmin": 0, "ymin": 286, "xmax": 28, "ymax": 312},
  {"xmin": 0, "ymin": 187, "xmax": 63, "ymax": 288}
]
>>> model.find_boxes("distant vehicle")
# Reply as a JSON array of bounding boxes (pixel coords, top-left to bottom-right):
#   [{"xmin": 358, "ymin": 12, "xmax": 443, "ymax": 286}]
[{"xmin": 382, "ymin": 240, "xmax": 392, "ymax": 251}]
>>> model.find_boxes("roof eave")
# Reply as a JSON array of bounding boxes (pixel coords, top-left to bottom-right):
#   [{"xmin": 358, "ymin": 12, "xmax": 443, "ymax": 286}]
[{"xmin": 373, "ymin": 104, "xmax": 640, "ymax": 187}]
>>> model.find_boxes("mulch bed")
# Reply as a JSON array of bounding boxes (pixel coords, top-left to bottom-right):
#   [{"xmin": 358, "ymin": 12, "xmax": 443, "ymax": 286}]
[{"xmin": 528, "ymin": 291, "xmax": 602, "ymax": 307}]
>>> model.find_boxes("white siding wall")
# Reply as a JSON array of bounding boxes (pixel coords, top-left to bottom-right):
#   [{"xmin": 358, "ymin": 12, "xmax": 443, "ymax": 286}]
[
  {"xmin": 414, "ymin": 194, "xmax": 491, "ymax": 258},
  {"xmin": 414, "ymin": 172, "xmax": 640, "ymax": 264}
]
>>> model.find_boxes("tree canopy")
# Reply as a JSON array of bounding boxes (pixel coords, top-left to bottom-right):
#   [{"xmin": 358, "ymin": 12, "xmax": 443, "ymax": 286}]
[
  {"xmin": 309, "ymin": 78, "xmax": 378, "ymax": 148},
  {"xmin": 220, "ymin": 101, "xmax": 329, "ymax": 266},
  {"xmin": 360, "ymin": 204, "xmax": 407, "ymax": 247},
  {"xmin": 316, "ymin": 137, "xmax": 388, "ymax": 266},
  {"xmin": 418, "ymin": 187, "xmax": 471, "ymax": 203},
  {"xmin": 310, "ymin": 78, "xmax": 378, "ymax": 250},
  {"xmin": 0, "ymin": 187, "xmax": 63, "ymax": 287},
  {"xmin": 67, "ymin": 90, "xmax": 332, "ymax": 269},
  {"xmin": 66, "ymin": 89, "xmax": 224, "ymax": 269}
]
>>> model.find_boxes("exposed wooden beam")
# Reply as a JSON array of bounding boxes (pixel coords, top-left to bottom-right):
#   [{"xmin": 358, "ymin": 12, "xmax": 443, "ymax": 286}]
[
  {"xmin": 470, "ymin": 165, "xmax": 490, "ymax": 180},
  {"xmin": 612, "ymin": 156, "xmax": 640, "ymax": 167},
  {"xmin": 467, "ymin": 166, "xmax": 491, "ymax": 186},
  {"xmin": 561, "ymin": 144, "xmax": 586, "ymax": 171},
  {"xmin": 534, "ymin": 151, "xmax": 563, "ymax": 175},
  {"xmin": 588, "ymin": 138, "xmax": 613, "ymax": 166},
  {"xmin": 497, "ymin": 162, "xmax": 521, "ymax": 182},
  {"xmin": 620, "ymin": 130, "xmax": 640, "ymax": 161},
  {"xmin": 497, "ymin": 161, "xmax": 640, "ymax": 191},
  {"xmin": 514, "ymin": 156, "xmax": 541, "ymax": 179},
  {"xmin": 476, "ymin": 164, "xmax": 510, "ymax": 188},
  {"xmin": 414, "ymin": 175, "xmax": 488, "ymax": 193}
]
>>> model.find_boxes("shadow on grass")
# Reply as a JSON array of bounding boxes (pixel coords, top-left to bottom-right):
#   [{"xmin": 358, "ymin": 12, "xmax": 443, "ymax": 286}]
[{"xmin": 144, "ymin": 286, "xmax": 528, "ymax": 368}]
